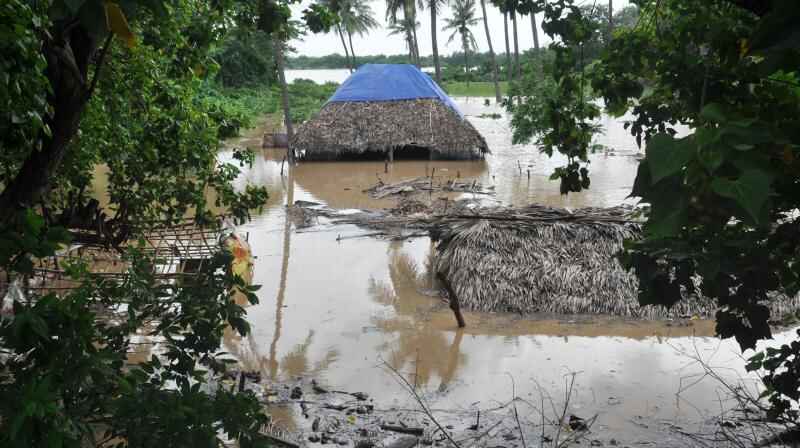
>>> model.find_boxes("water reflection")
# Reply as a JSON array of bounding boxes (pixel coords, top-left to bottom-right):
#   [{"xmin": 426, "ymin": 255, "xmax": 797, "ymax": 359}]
[
  {"xmin": 367, "ymin": 242, "xmax": 467, "ymax": 390},
  {"xmin": 214, "ymin": 98, "xmax": 795, "ymax": 443}
]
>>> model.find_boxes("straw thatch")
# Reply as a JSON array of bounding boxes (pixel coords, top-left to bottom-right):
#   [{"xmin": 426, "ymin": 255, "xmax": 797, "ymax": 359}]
[
  {"xmin": 288, "ymin": 199, "xmax": 800, "ymax": 319},
  {"xmin": 431, "ymin": 204, "xmax": 800, "ymax": 319},
  {"xmin": 291, "ymin": 99, "xmax": 489, "ymax": 160}
]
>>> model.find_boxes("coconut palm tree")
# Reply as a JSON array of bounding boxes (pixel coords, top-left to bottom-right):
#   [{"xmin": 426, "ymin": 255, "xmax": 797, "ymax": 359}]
[
  {"xmin": 502, "ymin": 6, "xmax": 511, "ymax": 84},
  {"xmin": 479, "ymin": 0, "xmax": 501, "ymax": 102},
  {"xmin": 340, "ymin": 0, "xmax": 379, "ymax": 68},
  {"xmin": 319, "ymin": 0, "xmax": 355, "ymax": 72},
  {"xmin": 443, "ymin": 0, "xmax": 479, "ymax": 87},
  {"xmin": 427, "ymin": 0, "xmax": 448, "ymax": 84},
  {"xmin": 388, "ymin": 16, "xmax": 421, "ymax": 64},
  {"xmin": 387, "ymin": 0, "xmax": 422, "ymax": 66},
  {"xmin": 511, "ymin": 6, "xmax": 520, "ymax": 81},
  {"xmin": 530, "ymin": 11, "xmax": 539, "ymax": 50}
]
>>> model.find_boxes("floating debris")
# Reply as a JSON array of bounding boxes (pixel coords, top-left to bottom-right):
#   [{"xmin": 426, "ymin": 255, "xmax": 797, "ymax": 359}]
[{"xmin": 364, "ymin": 176, "xmax": 494, "ymax": 199}]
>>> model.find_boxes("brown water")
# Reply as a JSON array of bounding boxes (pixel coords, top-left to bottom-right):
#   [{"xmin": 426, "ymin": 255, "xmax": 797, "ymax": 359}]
[{"xmin": 217, "ymin": 98, "xmax": 794, "ymax": 445}]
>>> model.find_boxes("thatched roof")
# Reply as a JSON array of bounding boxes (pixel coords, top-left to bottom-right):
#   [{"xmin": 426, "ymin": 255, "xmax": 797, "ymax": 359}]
[
  {"xmin": 432, "ymin": 205, "xmax": 800, "ymax": 319},
  {"xmin": 292, "ymin": 99, "xmax": 489, "ymax": 161}
]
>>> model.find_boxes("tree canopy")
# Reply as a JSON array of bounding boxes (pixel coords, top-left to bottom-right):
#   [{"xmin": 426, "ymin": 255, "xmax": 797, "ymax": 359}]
[{"xmin": 508, "ymin": 0, "xmax": 800, "ymax": 423}]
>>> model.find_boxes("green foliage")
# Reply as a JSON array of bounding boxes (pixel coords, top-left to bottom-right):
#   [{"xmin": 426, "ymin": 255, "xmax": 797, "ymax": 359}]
[
  {"xmin": 0, "ymin": 239, "xmax": 269, "ymax": 447},
  {"xmin": 285, "ymin": 79, "xmax": 339, "ymax": 123},
  {"xmin": 200, "ymin": 85, "xmax": 279, "ymax": 139},
  {"xmin": 212, "ymin": 30, "xmax": 277, "ymax": 88},
  {"xmin": 510, "ymin": 0, "xmax": 800, "ymax": 423},
  {"xmin": 0, "ymin": 0, "xmax": 333, "ymax": 443},
  {"xmin": 444, "ymin": 81, "xmax": 509, "ymax": 97},
  {"xmin": 509, "ymin": 0, "xmax": 602, "ymax": 193},
  {"xmin": 746, "ymin": 332, "xmax": 800, "ymax": 423},
  {"xmin": 0, "ymin": 0, "xmax": 50, "ymax": 180}
]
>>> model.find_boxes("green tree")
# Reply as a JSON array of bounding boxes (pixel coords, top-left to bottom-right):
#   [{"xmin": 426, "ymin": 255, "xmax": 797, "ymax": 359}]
[
  {"xmin": 388, "ymin": 15, "xmax": 422, "ymax": 64},
  {"xmin": 510, "ymin": 0, "xmax": 800, "ymax": 428},
  {"xmin": 0, "ymin": 0, "xmax": 333, "ymax": 444},
  {"xmin": 443, "ymin": 0, "xmax": 480, "ymax": 87},
  {"xmin": 387, "ymin": 0, "xmax": 422, "ymax": 65},
  {"xmin": 340, "ymin": 0, "xmax": 380, "ymax": 67}
]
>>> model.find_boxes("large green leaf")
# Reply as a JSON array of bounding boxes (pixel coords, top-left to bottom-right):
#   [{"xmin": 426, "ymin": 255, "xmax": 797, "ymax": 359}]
[
  {"xmin": 711, "ymin": 169, "xmax": 772, "ymax": 223},
  {"xmin": 645, "ymin": 194, "xmax": 687, "ymax": 238},
  {"xmin": 646, "ymin": 133, "xmax": 694, "ymax": 184},
  {"xmin": 700, "ymin": 103, "xmax": 726, "ymax": 123}
]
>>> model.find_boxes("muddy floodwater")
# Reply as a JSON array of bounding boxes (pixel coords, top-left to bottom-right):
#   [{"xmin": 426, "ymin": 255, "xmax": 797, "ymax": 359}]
[{"xmin": 218, "ymin": 94, "xmax": 796, "ymax": 445}]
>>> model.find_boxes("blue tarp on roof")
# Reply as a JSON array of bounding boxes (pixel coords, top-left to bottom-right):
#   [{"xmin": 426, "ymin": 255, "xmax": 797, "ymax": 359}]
[{"xmin": 327, "ymin": 64, "xmax": 463, "ymax": 117}]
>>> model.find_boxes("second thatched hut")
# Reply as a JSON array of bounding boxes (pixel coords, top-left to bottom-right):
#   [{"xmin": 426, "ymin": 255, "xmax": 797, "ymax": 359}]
[{"xmin": 291, "ymin": 64, "xmax": 489, "ymax": 161}]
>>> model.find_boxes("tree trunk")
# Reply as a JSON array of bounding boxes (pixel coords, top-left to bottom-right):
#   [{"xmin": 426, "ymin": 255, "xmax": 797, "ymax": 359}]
[
  {"xmin": 347, "ymin": 29, "xmax": 358, "ymax": 69},
  {"xmin": 512, "ymin": 10, "xmax": 520, "ymax": 81},
  {"xmin": 0, "ymin": 31, "xmax": 101, "ymax": 219},
  {"xmin": 463, "ymin": 38, "xmax": 469, "ymax": 88},
  {"xmin": 410, "ymin": 11, "xmax": 421, "ymax": 67},
  {"xmin": 337, "ymin": 25, "xmax": 353, "ymax": 73},
  {"xmin": 608, "ymin": 0, "xmax": 613, "ymax": 43},
  {"xmin": 530, "ymin": 12, "xmax": 539, "ymax": 50},
  {"xmin": 401, "ymin": 4, "xmax": 417, "ymax": 64},
  {"xmin": 274, "ymin": 39, "xmax": 295, "ymax": 164},
  {"xmin": 431, "ymin": 3, "xmax": 442, "ymax": 84},
  {"xmin": 503, "ymin": 10, "xmax": 512, "ymax": 86},
  {"xmin": 480, "ymin": 0, "xmax": 502, "ymax": 103}
]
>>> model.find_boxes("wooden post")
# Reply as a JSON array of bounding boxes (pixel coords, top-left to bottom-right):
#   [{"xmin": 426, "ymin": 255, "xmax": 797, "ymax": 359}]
[
  {"xmin": 389, "ymin": 147, "xmax": 394, "ymax": 162},
  {"xmin": 437, "ymin": 272, "xmax": 466, "ymax": 328}
]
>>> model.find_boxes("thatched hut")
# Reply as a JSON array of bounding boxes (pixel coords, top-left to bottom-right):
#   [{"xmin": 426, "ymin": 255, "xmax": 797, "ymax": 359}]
[
  {"xmin": 432, "ymin": 205, "xmax": 800, "ymax": 319},
  {"xmin": 291, "ymin": 64, "xmax": 489, "ymax": 161}
]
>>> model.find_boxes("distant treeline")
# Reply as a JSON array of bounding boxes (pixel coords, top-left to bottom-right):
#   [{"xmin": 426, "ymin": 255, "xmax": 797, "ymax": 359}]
[{"xmin": 287, "ymin": 51, "xmax": 501, "ymax": 70}]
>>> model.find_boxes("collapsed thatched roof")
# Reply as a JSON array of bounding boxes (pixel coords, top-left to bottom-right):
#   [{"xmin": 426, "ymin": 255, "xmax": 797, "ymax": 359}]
[
  {"xmin": 432, "ymin": 205, "xmax": 800, "ymax": 319},
  {"xmin": 291, "ymin": 99, "xmax": 489, "ymax": 160}
]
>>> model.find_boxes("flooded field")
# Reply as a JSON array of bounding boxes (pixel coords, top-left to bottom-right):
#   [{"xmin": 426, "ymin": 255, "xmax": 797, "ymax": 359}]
[{"xmin": 218, "ymin": 96, "xmax": 795, "ymax": 445}]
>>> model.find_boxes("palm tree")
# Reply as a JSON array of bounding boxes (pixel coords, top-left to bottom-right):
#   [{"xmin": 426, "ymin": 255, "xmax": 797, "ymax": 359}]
[
  {"xmin": 340, "ymin": 0, "xmax": 379, "ymax": 68},
  {"xmin": 336, "ymin": 24, "xmax": 354, "ymax": 72},
  {"xmin": 530, "ymin": 11, "xmax": 539, "ymax": 50},
  {"xmin": 388, "ymin": 17, "xmax": 420, "ymax": 64},
  {"xmin": 319, "ymin": 0, "xmax": 355, "ymax": 72},
  {"xmin": 479, "ymin": 0, "xmax": 501, "ymax": 102},
  {"xmin": 387, "ymin": 0, "xmax": 422, "ymax": 65},
  {"xmin": 502, "ymin": 7, "xmax": 511, "ymax": 84},
  {"xmin": 427, "ymin": 0, "xmax": 448, "ymax": 84},
  {"xmin": 443, "ymin": 0, "xmax": 479, "ymax": 87},
  {"xmin": 511, "ymin": 7, "xmax": 520, "ymax": 81}
]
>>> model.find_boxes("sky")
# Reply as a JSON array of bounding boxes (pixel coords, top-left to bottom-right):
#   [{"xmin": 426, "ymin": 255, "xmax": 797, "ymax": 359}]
[{"xmin": 289, "ymin": 0, "xmax": 631, "ymax": 58}]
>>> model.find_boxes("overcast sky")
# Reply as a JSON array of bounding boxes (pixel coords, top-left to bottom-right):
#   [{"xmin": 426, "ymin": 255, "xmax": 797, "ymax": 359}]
[{"xmin": 289, "ymin": 0, "xmax": 631, "ymax": 58}]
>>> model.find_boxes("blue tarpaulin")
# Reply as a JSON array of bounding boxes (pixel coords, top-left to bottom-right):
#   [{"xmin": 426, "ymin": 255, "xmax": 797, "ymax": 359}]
[{"xmin": 327, "ymin": 64, "xmax": 463, "ymax": 117}]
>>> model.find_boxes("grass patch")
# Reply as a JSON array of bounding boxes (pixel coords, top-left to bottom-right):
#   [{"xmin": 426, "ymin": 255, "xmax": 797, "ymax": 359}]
[{"xmin": 443, "ymin": 81, "xmax": 509, "ymax": 97}]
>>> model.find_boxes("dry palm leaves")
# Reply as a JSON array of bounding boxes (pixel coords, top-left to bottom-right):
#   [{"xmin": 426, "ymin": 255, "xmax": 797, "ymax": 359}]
[
  {"xmin": 364, "ymin": 176, "xmax": 494, "ymax": 199},
  {"xmin": 291, "ymin": 99, "xmax": 488, "ymax": 160},
  {"xmin": 432, "ymin": 205, "xmax": 800, "ymax": 319}
]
